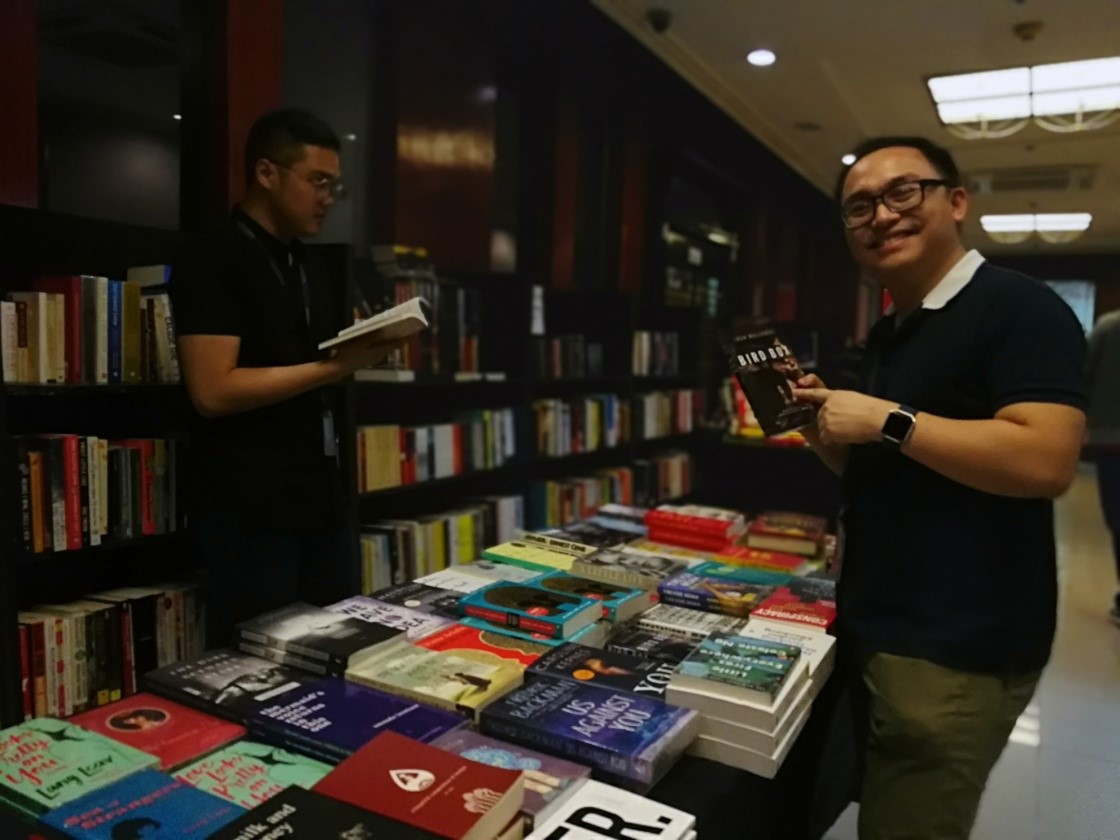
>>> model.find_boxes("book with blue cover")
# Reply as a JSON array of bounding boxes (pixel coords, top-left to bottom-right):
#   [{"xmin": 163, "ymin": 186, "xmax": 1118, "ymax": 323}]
[
  {"xmin": 657, "ymin": 571, "xmax": 775, "ymax": 618},
  {"xmin": 479, "ymin": 676, "xmax": 698, "ymax": 791},
  {"xmin": 247, "ymin": 678, "xmax": 464, "ymax": 764},
  {"xmin": 534, "ymin": 571, "xmax": 652, "ymax": 623},
  {"xmin": 459, "ymin": 580, "xmax": 602, "ymax": 639},
  {"xmin": 41, "ymin": 769, "xmax": 243, "ymax": 838}
]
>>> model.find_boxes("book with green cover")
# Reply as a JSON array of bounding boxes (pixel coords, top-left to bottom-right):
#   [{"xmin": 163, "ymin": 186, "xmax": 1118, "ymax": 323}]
[
  {"xmin": 674, "ymin": 633, "xmax": 801, "ymax": 703},
  {"xmin": 345, "ymin": 640, "xmax": 523, "ymax": 721},
  {"xmin": 175, "ymin": 740, "xmax": 331, "ymax": 810},
  {"xmin": 0, "ymin": 717, "xmax": 159, "ymax": 819}
]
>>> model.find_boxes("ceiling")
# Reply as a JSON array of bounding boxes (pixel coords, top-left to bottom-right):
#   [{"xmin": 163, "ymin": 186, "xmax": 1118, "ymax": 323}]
[{"xmin": 592, "ymin": 0, "xmax": 1120, "ymax": 254}]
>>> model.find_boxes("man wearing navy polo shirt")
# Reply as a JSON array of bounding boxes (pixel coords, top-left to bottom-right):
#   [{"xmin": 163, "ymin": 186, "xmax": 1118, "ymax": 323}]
[{"xmin": 795, "ymin": 137, "xmax": 1086, "ymax": 839}]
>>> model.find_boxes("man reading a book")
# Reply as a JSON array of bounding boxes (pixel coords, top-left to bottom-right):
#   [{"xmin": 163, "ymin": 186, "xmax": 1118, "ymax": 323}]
[
  {"xmin": 794, "ymin": 137, "xmax": 1086, "ymax": 839},
  {"xmin": 170, "ymin": 109, "xmax": 401, "ymax": 647}
]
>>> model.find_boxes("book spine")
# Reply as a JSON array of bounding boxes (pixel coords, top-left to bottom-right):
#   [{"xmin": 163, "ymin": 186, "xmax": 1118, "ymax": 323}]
[
  {"xmin": 18, "ymin": 625, "xmax": 31, "ymax": 720},
  {"xmin": 122, "ymin": 282, "xmax": 142, "ymax": 383},
  {"xmin": 481, "ymin": 714, "xmax": 619, "ymax": 780},
  {"xmin": 103, "ymin": 604, "xmax": 124, "ymax": 702},
  {"xmin": 64, "ymin": 279, "xmax": 82, "ymax": 383},
  {"xmin": 139, "ymin": 303, "xmax": 151, "ymax": 383},
  {"xmin": 107, "ymin": 280, "xmax": 122, "ymax": 383},
  {"xmin": 1, "ymin": 300, "xmax": 18, "ymax": 382},
  {"xmin": 139, "ymin": 441, "xmax": 156, "ymax": 535},
  {"xmin": 95, "ymin": 277, "xmax": 109, "ymax": 383},
  {"xmin": 87, "ymin": 436, "xmax": 102, "ymax": 547},
  {"xmin": 87, "ymin": 608, "xmax": 109, "ymax": 706},
  {"xmin": 62, "ymin": 435, "xmax": 82, "ymax": 549},
  {"xmin": 70, "ymin": 613, "xmax": 89, "ymax": 713},
  {"xmin": 47, "ymin": 438, "xmax": 67, "ymax": 550},
  {"xmin": 24, "ymin": 620, "xmax": 48, "ymax": 717},
  {"xmin": 15, "ymin": 440, "xmax": 32, "ymax": 551},
  {"xmin": 78, "ymin": 437, "xmax": 91, "ymax": 547},
  {"xmin": 50, "ymin": 616, "xmax": 70, "ymax": 717},
  {"xmin": 14, "ymin": 300, "xmax": 29, "ymax": 382},
  {"xmin": 119, "ymin": 602, "xmax": 137, "ymax": 696}
]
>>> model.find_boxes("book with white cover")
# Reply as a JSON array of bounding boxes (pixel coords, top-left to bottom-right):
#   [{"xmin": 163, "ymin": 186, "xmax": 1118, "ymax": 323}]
[
  {"xmin": 415, "ymin": 568, "xmax": 496, "ymax": 594},
  {"xmin": 742, "ymin": 617, "xmax": 837, "ymax": 687},
  {"xmin": 635, "ymin": 603, "xmax": 748, "ymax": 642},
  {"xmin": 325, "ymin": 595, "xmax": 453, "ymax": 639},
  {"xmin": 353, "ymin": 367, "xmax": 416, "ymax": 382},
  {"xmin": 666, "ymin": 653, "xmax": 809, "ymax": 733},
  {"xmin": 525, "ymin": 780, "xmax": 695, "ymax": 839},
  {"xmin": 687, "ymin": 705, "xmax": 811, "ymax": 779},
  {"xmin": 697, "ymin": 678, "xmax": 813, "ymax": 754},
  {"xmin": 318, "ymin": 296, "xmax": 428, "ymax": 351}
]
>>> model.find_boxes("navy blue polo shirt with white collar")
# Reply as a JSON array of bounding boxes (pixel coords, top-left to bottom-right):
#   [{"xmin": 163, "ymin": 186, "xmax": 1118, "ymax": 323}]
[{"xmin": 839, "ymin": 251, "xmax": 1086, "ymax": 674}]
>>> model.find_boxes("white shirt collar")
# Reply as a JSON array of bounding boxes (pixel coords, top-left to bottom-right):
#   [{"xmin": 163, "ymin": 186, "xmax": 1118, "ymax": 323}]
[{"xmin": 885, "ymin": 249, "xmax": 985, "ymax": 316}]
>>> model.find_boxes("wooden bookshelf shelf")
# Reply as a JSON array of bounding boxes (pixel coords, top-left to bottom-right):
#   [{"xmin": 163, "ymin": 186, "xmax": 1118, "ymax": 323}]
[
  {"xmin": 17, "ymin": 532, "xmax": 188, "ymax": 566},
  {"xmin": 357, "ymin": 463, "xmax": 522, "ymax": 501},
  {"xmin": 527, "ymin": 376, "xmax": 629, "ymax": 394},
  {"xmin": 3, "ymin": 384, "xmax": 183, "ymax": 397}
]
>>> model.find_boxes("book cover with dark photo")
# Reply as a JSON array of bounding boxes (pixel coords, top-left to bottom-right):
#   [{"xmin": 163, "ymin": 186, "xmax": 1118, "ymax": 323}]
[
  {"xmin": 605, "ymin": 626, "xmax": 698, "ymax": 664},
  {"xmin": 529, "ymin": 643, "xmax": 677, "ymax": 698},
  {"xmin": 729, "ymin": 329, "xmax": 816, "ymax": 436},
  {"xmin": 372, "ymin": 582, "xmax": 463, "ymax": 619},
  {"xmin": 459, "ymin": 581, "xmax": 602, "ymax": 639}
]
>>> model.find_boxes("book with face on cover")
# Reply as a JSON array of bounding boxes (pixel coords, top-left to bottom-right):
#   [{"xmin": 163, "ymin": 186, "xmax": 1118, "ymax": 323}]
[
  {"xmin": 325, "ymin": 595, "xmax": 453, "ymax": 640},
  {"xmin": 313, "ymin": 731, "xmax": 525, "ymax": 840},
  {"xmin": 144, "ymin": 648, "xmax": 319, "ymax": 723},
  {"xmin": 0, "ymin": 718, "xmax": 159, "ymax": 820},
  {"xmin": 69, "ymin": 693, "xmax": 245, "ymax": 771},
  {"xmin": 175, "ymin": 740, "xmax": 332, "ymax": 810},
  {"xmin": 525, "ymin": 779, "xmax": 695, "ymax": 840},
  {"xmin": 430, "ymin": 730, "xmax": 590, "ymax": 829},
  {"xmin": 40, "ymin": 769, "xmax": 243, "ymax": 838}
]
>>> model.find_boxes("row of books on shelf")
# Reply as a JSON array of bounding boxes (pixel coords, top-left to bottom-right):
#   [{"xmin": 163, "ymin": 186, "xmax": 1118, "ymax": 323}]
[
  {"xmin": 12, "ymin": 435, "xmax": 181, "ymax": 554},
  {"xmin": 528, "ymin": 452, "xmax": 693, "ymax": 529},
  {"xmin": 2, "ymin": 499, "xmax": 834, "ymax": 837},
  {"xmin": 0, "ymin": 267, "xmax": 180, "ymax": 386},
  {"xmin": 632, "ymin": 330, "xmax": 682, "ymax": 377},
  {"xmin": 356, "ymin": 408, "xmax": 516, "ymax": 492},
  {"xmin": 528, "ymin": 334, "xmax": 606, "ymax": 381},
  {"xmin": 532, "ymin": 395, "xmax": 628, "ymax": 457},
  {"xmin": 632, "ymin": 388, "xmax": 702, "ymax": 439}
]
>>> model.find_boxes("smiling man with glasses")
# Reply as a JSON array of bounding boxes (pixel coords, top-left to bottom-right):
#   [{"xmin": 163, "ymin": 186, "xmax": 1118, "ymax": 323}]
[
  {"xmin": 169, "ymin": 109, "xmax": 401, "ymax": 648},
  {"xmin": 794, "ymin": 137, "xmax": 1086, "ymax": 839}
]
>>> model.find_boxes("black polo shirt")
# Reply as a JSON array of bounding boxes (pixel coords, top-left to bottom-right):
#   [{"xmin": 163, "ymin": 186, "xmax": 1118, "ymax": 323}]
[
  {"xmin": 169, "ymin": 208, "xmax": 344, "ymax": 530},
  {"xmin": 839, "ymin": 260, "xmax": 1086, "ymax": 674}
]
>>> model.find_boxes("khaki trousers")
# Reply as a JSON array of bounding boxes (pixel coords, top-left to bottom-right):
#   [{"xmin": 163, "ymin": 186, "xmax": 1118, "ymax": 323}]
[{"xmin": 857, "ymin": 652, "xmax": 1041, "ymax": 840}]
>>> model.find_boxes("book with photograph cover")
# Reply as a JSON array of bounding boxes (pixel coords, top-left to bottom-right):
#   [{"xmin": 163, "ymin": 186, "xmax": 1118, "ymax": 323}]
[{"xmin": 729, "ymin": 330, "xmax": 816, "ymax": 437}]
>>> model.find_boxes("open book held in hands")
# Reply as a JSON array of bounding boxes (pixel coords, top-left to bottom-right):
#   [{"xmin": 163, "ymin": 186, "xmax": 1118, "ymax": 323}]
[{"xmin": 318, "ymin": 296, "xmax": 429, "ymax": 351}]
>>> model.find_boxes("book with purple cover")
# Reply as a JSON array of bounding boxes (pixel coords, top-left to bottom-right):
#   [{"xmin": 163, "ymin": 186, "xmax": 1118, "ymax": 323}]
[
  {"xmin": 247, "ymin": 678, "xmax": 464, "ymax": 764},
  {"xmin": 479, "ymin": 676, "xmax": 698, "ymax": 791}
]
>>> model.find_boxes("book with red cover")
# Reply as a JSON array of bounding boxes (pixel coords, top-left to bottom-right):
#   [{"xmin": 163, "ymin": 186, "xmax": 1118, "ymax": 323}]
[
  {"xmin": 314, "ymin": 731, "xmax": 524, "ymax": 840},
  {"xmin": 416, "ymin": 620, "xmax": 551, "ymax": 667},
  {"xmin": 115, "ymin": 439, "xmax": 156, "ymax": 535},
  {"xmin": 751, "ymin": 581, "xmax": 837, "ymax": 632},
  {"xmin": 715, "ymin": 543, "xmax": 813, "ymax": 574},
  {"xmin": 644, "ymin": 504, "xmax": 746, "ymax": 537},
  {"xmin": 30, "ymin": 275, "xmax": 82, "ymax": 384},
  {"xmin": 71, "ymin": 693, "xmax": 246, "ymax": 770}
]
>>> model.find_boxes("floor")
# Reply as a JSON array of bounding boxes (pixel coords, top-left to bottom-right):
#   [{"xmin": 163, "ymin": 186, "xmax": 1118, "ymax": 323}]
[{"xmin": 824, "ymin": 465, "xmax": 1120, "ymax": 840}]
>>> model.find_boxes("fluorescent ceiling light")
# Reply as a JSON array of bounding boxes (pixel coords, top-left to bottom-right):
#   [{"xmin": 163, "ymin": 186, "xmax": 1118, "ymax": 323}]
[
  {"xmin": 1032, "ymin": 57, "xmax": 1120, "ymax": 92},
  {"xmin": 980, "ymin": 213, "xmax": 1092, "ymax": 233},
  {"xmin": 1033, "ymin": 85, "xmax": 1120, "ymax": 116},
  {"xmin": 938, "ymin": 96, "xmax": 1031, "ymax": 124},
  {"xmin": 928, "ymin": 67, "xmax": 1029, "ymax": 102},
  {"xmin": 841, "ymin": 153, "xmax": 856, "ymax": 165},
  {"xmin": 746, "ymin": 49, "xmax": 776, "ymax": 67}
]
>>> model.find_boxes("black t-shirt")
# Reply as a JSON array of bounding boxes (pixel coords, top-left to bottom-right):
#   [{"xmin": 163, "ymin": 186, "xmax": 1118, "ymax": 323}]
[
  {"xmin": 839, "ymin": 261, "xmax": 1086, "ymax": 673},
  {"xmin": 169, "ymin": 208, "xmax": 344, "ymax": 530}
]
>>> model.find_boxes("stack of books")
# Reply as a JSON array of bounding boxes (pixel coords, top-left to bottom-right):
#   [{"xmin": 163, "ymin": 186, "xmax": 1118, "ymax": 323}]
[{"xmin": 644, "ymin": 504, "xmax": 746, "ymax": 552}]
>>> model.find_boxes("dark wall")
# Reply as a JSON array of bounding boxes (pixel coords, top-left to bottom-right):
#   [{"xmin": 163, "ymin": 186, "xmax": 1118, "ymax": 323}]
[{"xmin": 997, "ymin": 252, "xmax": 1120, "ymax": 317}]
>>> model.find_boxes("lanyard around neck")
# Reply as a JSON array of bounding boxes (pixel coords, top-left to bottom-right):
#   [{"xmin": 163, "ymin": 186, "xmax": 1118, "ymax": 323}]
[{"xmin": 235, "ymin": 219, "xmax": 312, "ymax": 328}]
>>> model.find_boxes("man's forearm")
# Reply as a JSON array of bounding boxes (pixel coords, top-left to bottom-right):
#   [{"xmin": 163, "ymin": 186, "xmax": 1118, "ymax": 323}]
[{"xmin": 192, "ymin": 360, "xmax": 342, "ymax": 417}]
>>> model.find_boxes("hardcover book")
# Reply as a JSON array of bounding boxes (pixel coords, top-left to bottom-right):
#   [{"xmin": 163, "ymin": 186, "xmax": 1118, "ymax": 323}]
[
  {"xmin": 175, "ymin": 740, "xmax": 331, "ymax": 810},
  {"xmin": 207, "ymin": 785, "xmax": 442, "ymax": 840},
  {"xmin": 751, "ymin": 582, "xmax": 837, "ymax": 632},
  {"xmin": 529, "ymin": 644, "xmax": 677, "ymax": 698},
  {"xmin": 657, "ymin": 572, "xmax": 773, "ymax": 618},
  {"xmin": 525, "ymin": 779, "xmax": 695, "ymax": 840},
  {"xmin": 236, "ymin": 603, "xmax": 403, "ymax": 676},
  {"xmin": 430, "ymin": 730, "xmax": 590, "ymax": 829},
  {"xmin": 634, "ymin": 604, "xmax": 749, "ymax": 642},
  {"xmin": 715, "ymin": 543, "xmax": 813, "ymax": 574},
  {"xmin": 372, "ymin": 582, "xmax": 463, "ymax": 619},
  {"xmin": 458, "ymin": 580, "xmax": 602, "ymax": 639},
  {"xmin": 479, "ymin": 677, "xmax": 699, "ymax": 791},
  {"xmin": 570, "ymin": 549, "xmax": 689, "ymax": 592},
  {"xmin": 0, "ymin": 718, "xmax": 159, "ymax": 819},
  {"xmin": 604, "ymin": 627, "xmax": 697, "ymax": 664},
  {"xmin": 144, "ymin": 648, "xmax": 318, "ymax": 723},
  {"xmin": 248, "ymin": 678, "xmax": 465, "ymax": 764},
  {"xmin": 345, "ymin": 640, "xmax": 523, "ymax": 720},
  {"xmin": 670, "ymin": 633, "xmax": 805, "ymax": 705},
  {"xmin": 746, "ymin": 511, "xmax": 828, "ymax": 557},
  {"xmin": 457, "ymin": 616, "xmax": 609, "ymax": 649},
  {"xmin": 313, "ymin": 731, "xmax": 524, "ymax": 840},
  {"xmin": 729, "ymin": 330, "xmax": 816, "ymax": 437},
  {"xmin": 417, "ymin": 621, "xmax": 553, "ymax": 667},
  {"xmin": 69, "ymin": 693, "xmax": 245, "ymax": 771},
  {"xmin": 40, "ymin": 769, "xmax": 243, "ymax": 838},
  {"xmin": 543, "ymin": 518, "xmax": 645, "ymax": 549},
  {"xmin": 326, "ymin": 595, "xmax": 453, "ymax": 640},
  {"xmin": 483, "ymin": 534, "xmax": 599, "ymax": 573},
  {"xmin": 533, "ymin": 572, "xmax": 652, "ymax": 624}
]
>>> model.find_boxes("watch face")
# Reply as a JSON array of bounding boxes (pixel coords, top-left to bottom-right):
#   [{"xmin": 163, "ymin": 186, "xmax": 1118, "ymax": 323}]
[{"xmin": 883, "ymin": 410, "xmax": 915, "ymax": 443}]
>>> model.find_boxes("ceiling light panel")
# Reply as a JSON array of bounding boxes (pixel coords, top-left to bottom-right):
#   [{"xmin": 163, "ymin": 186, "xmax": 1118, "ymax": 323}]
[
  {"xmin": 1034, "ymin": 213, "xmax": 1092, "ymax": 231},
  {"xmin": 927, "ymin": 67, "xmax": 1029, "ymax": 103},
  {"xmin": 980, "ymin": 214, "xmax": 1037, "ymax": 232},
  {"xmin": 938, "ymin": 96, "xmax": 1032, "ymax": 124},
  {"xmin": 1033, "ymin": 85, "xmax": 1120, "ymax": 116},
  {"xmin": 1031, "ymin": 58, "xmax": 1120, "ymax": 93}
]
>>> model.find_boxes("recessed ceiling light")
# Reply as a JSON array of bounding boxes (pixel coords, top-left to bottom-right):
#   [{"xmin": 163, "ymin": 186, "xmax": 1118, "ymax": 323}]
[
  {"xmin": 841, "ymin": 153, "xmax": 856, "ymax": 166},
  {"xmin": 173, "ymin": 114, "xmax": 181, "ymax": 120},
  {"xmin": 747, "ymin": 49, "xmax": 776, "ymax": 67}
]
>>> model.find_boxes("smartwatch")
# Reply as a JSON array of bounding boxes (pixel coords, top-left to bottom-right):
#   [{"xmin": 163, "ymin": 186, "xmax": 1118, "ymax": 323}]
[{"xmin": 881, "ymin": 405, "xmax": 918, "ymax": 449}]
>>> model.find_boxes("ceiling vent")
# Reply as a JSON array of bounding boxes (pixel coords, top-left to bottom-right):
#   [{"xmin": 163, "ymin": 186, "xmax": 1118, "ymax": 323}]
[{"xmin": 968, "ymin": 165, "xmax": 1097, "ymax": 194}]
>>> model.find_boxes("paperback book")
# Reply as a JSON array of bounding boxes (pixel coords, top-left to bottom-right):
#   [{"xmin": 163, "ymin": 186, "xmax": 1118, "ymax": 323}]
[
  {"xmin": 529, "ymin": 643, "xmax": 677, "ymax": 698},
  {"xmin": 318, "ymin": 295, "xmax": 429, "ymax": 351},
  {"xmin": 175, "ymin": 740, "xmax": 332, "ymax": 810},
  {"xmin": 345, "ymin": 639, "xmax": 524, "ymax": 720},
  {"xmin": 746, "ymin": 511, "xmax": 828, "ymax": 557},
  {"xmin": 543, "ymin": 517, "xmax": 646, "ymax": 549},
  {"xmin": 657, "ymin": 571, "xmax": 773, "ymax": 618},
  {"xmin": 570, "ymin": 548, "xmax": 689, "ymax": 592},
  {"xmin": 743, "ymin": 618, "xmax": 837, "ymax": 683},
  {"xmin": 479, "ymin": 677, "xmax": 699, "ymax": 791},
  {"xmin": 604, "ymin": 627, "xmax": 698, "ymax": 664},
  {"xmin": 728, "ymin": 329, "xmax": 816, "ymax": 437},
  {"xmin": 313, "ymin": 731, "xmax": 524, "ymax": 840},
  {"xmin": 525, "ymin": 779, "xmax": 695, "ymax": 840},
  {"xmin": 751, "ymin": 582, "xmax": 837, "ymax": 632},
  {"xmin": 457, "ymin": 615, "xmax": 610, "ymax": 649},
  {"xmin": 634, "ymin": 603, "xmax": 749, "ymax": 642},
  {"xmin": 431, "ymin": 729, "xmax": 590, "ymax": 829},
  {"xmin": 688, "ymin": 560, "xmax": 794, "ymax": 587},
  {"xmin": 326, "ymin": 595, "xmax": 453, "ymax": 639},
  {"xmin": 672, "ymin": 633, "xmax": 802, "ymax": 704},
  {"xmin": 483, "ymin": 533, "xmax": 599, "ymax": 573},
  {"xmin": 40, "ymin": 769, "xmax": 243, "ymax": 838},
  {"xmin": 0, "ymin": 718, "xmax": 159, "ymax": 819},
  {"xmin": 248, "ymin": 678, "xmax": 465, "ymax": 764},
  {"xmin": 372, "ymin": 581, "xmax": 464, "ymax": 619},
  {"xmin": 144, "ymin": 648, "xmax": 318, "ymax": 723},
  {"xmin": 459, "ymin": 580, "xmax": 602, "ymax": 639},
  {"xmin": 235, "ymin": 603, "xmax": 403, "ymax": 676},
  {"xmin": 69, "ymin": 693, "xmax": 245, "ymax": 770},
  {"xmin": 688, "ymin": 705, "xmax": 811, "ymax": 780},
  {"xmin": 534, "ymin": 571, "xmax": 653, "ymax": 623},
  {"xmin": 417, "ymin": 620, "xmax": 553, "ymax": 666}
]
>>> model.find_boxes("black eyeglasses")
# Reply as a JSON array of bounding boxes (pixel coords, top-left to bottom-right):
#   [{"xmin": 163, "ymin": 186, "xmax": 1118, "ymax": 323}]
[
  {"xmin": 840, "ymin": 179, "xmax": 951, "ymax": 229},
  {"xmin": 268, "ymin": 160, "xmax": 345, "ymax": 198}
]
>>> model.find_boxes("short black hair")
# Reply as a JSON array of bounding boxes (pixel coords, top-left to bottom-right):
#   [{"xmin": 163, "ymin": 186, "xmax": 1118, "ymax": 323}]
[
  {"xmin": 834, "ymin": 136, "xmax": 962, "ymax": 204},
  {"xmin": 244, "ymin": 108, "xmax": 340, "ymax": 187}
]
